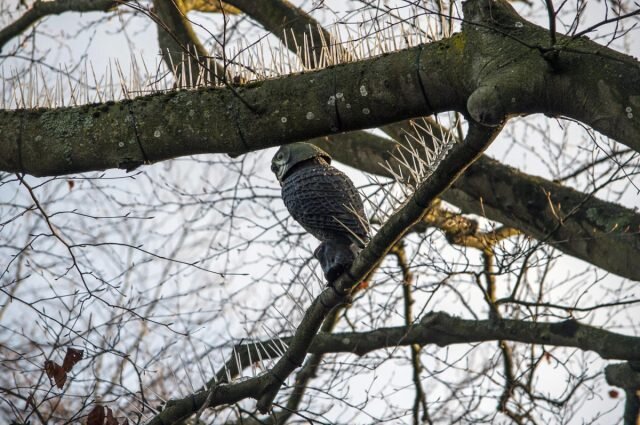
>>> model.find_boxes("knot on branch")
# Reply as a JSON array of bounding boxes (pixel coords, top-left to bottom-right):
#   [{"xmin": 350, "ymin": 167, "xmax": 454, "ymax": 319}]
[
  {"xmin": 605, "ymin": 363, "xmax": 640, "ymax": 390},
  {"xmin": 462, "ymin": 0, "xmax": 521, "ymax": 28},
  {"xmin": 467, "ymin": 85, "xmax": 506, "ymax": 127},
  {"xmin": 420, "ymin": 311, "xmax": 452, "ymax": 326},
  {"xmin": 549, "ymin": 319, "xmax": 579, "ymax": 337}
]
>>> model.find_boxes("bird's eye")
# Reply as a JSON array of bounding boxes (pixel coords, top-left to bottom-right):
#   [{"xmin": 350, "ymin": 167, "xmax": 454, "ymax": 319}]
[{"xmin": 276, "ymin": 153, "xmax": 284, "ymax": 160}]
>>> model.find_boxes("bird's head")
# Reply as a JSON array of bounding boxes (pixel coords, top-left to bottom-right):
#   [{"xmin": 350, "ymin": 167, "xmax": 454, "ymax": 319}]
[{"xmin": 271, "ymin": 143, "xmax": 332, "ymax": 182}]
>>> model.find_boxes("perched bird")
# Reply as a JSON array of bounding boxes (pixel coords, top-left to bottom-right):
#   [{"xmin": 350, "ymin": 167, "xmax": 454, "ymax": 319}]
[{"xmin": 271, "ymin": 143, "xmax": 369, "ymax": 283}]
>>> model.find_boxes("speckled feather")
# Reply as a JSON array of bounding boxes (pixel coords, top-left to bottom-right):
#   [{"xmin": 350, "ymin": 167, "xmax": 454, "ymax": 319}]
[{"xmin": 281, "ymin": 158, "xmax": 369, "ymax": 246}]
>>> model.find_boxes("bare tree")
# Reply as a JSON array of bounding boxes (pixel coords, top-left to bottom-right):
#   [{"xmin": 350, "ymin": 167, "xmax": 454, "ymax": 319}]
[{"xmin": 0, "ymin": 0, "xmax": 639, "ymax": 424}]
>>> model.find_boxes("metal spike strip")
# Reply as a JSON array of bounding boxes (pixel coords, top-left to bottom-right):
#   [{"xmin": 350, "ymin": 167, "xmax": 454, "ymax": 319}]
[
  {"xmin": 131, "ymin": 390, "xmax": 158, "ymax": 417},
  {"xmin": 254, "ymin": 340, "xmax": 267, "ymax": 372},
  {"xmin": 272, "ymin": 305, "xmax": 298, "ymax": 333},
  {"xmin": 261, "ymin": 324, "xmax": 286, "ymax": 361},
  {"xmin": 233, "ymin": 346, "xmax": 243, "ymax": 379},
  {"xmin": 0, "ymin": 11, "xmax": 442, "ymax": 109},
  {"xmin": 276, "ymin": 337, "xmax": 289, "ymax": 356},
  {"xmin": 168, "ymin": 363, "xmax": 186, "ymax": 397},
  {"xmin": 256, "ymin": 339, "xmax": 274, "ymax": 370},
  {"xmin": 306, "ymin": 261, "xmax": 326, "ymax": 293},
  {"xmin": 363, "ymin": 175, "xmax": 390, "ymax": 223},
  {"xmin": 245, "ymin": 336, "xmax": 256, "ymax": 377},
  {"xmin": 333, "ymin": 204, "xmax": 370, "ymax": 245},
  {"xmin": 15, "ymin": 70, "xmax": 26, "ymax": 109},
  {"xmin": 297, "ymin": 263, "xmax": 317, "ymax": 298},
  {"xmin": 222, "ymin": 349, "xmax": 232, "ymax": 382},
  {"xmin": 207, "ymin": 353, "xmax": 218, "ymax": 383},
  {"xmin": 283, "ymin": 289, "xmax": 307, "ymax": 315},
  {"xmin": 180, "ymin": 354, "xmax": 197, "ymax": 393},
  {"xmin": 114, "ymin": 60, "xmax": 129, "ymax": 100},
  {"xmin": 190, "ymin": 341, "xmax": 210, "ymax": 389}
]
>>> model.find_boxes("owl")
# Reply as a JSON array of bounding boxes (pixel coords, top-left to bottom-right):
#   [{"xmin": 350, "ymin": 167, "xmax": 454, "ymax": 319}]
[{"xmin": 271, "ymin": 143, "xmax": 369, "ymax": 282}]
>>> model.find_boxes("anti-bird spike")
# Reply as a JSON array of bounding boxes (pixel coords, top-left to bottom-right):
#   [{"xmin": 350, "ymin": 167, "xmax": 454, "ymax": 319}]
[{"xmin": 1, "ymin": 11, "xmax": 440, "ymax": 110}]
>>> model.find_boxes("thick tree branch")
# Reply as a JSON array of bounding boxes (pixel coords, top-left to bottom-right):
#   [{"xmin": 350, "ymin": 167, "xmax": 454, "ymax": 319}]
[
  {"xmin": 0, "ymin": 0, "xmax": 124, "ymax": 53},
  {"xmin": 1, "ymin": 0, "xmax": 639, "ymax": 176},
  {"xmin": 230, "ymin": 312, "xmax": 640, "ymax": 366},
  {"xmin": 182, "ymin": 0, "xmax": 239, "ymax": 14},
  {"xmin": 0, "ymin": 36, "xmax": 463, "ymax": 176},
  {"xmin": 461, "ymin": 1, "xmax": 640, "ymax": 152},
  {"xmin": 605, "ymin": 363, "xmax": 640, "ymax": 425},
  {"xmin": 214, "ymin": 314, "xmax": 640, "ymax": 425},
  {"xmin": 447, "ymin": 156, "xmax": 640, "ymax": 281},
  {"xmin": 412, "ymin": 202, "xmax": 520, "ymax": 250}
]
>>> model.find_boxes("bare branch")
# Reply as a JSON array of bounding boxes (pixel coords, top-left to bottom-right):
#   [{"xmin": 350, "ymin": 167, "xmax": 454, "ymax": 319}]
[
  {"xmin": 0, "ymin": 0, "xmax": 125, "ymax": 52},
  {"xmin": 225, "ymin": 313, "xmax": 640, "ymax": 369}
]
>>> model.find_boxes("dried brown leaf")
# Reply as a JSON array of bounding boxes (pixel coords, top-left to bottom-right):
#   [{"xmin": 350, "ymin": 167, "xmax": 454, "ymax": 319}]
[
  {"xmin": 105, "ymin": 407, "xmax": 119, "ymax": 425},
  {"xmin": 62, "ymin": 347, "xmax": 83, "ymax": 372},
  {"xmin": 44, "ymin": 360, "xmax": 67, "ymax": 389},
  {"xmin": 24, "ymin": 392, "xmax": 35, "ymax": 409},
  {"xmin": 87, "ymin": 405, "xmax": 105, "ymax": 425}
]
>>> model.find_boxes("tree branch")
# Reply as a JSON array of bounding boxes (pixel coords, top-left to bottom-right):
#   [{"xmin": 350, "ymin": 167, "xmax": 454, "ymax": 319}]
[
  {"xmin": 1, "ymin": 0, "xmax": 639, "ymax": 176},
  {"xmin": 152, "ymin": 0, "xmax": 227, "ymax": 84},
  {"xmin": 221, "ymin": 313, "xmax": 640, "ymax": 375},
  {"xmin": 255, "ymin": 122, "xmax": 501, "ymax": 413},
  {"xmin": 0, "ymin": 0, "xmax": 124, "ymax": 53},
  {"xmin": 225, "ymin": 0, "xmax": 346, "ymax": 62},
  {"xmin": 393, "ymin": 242, "xmax": 432, "ymax": 425},
  {"xmin": 605, "ymin": 363, "xmax": 640, "ymax": 425},
  {"xmin": 0, "ymin": 35, "xmax": 463, "ymax": 176},
  {"xmin": 239, "ymin": 0, "xmax": 633, "ymax": 283},
  {"xmin": 460, "ymin": 0, "xmax": 640, "ymax": 151}
]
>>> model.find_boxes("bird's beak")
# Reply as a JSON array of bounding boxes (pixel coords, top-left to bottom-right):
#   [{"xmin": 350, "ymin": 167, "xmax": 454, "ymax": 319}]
[{"xmin": 271, "ymin": 163, "xmax": 282, "ymax": 181}]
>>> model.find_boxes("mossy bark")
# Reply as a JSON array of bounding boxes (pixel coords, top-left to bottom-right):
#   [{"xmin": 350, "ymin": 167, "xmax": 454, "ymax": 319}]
[{"xmin": 0, "ymin": 41, "xmax": 463, "ymax": 176}]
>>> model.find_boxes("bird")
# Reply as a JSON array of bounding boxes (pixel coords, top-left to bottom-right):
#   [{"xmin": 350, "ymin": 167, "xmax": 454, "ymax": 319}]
[{"xmin": 271, "ymin": 142, "xmax": 369, "ymax": 283}]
